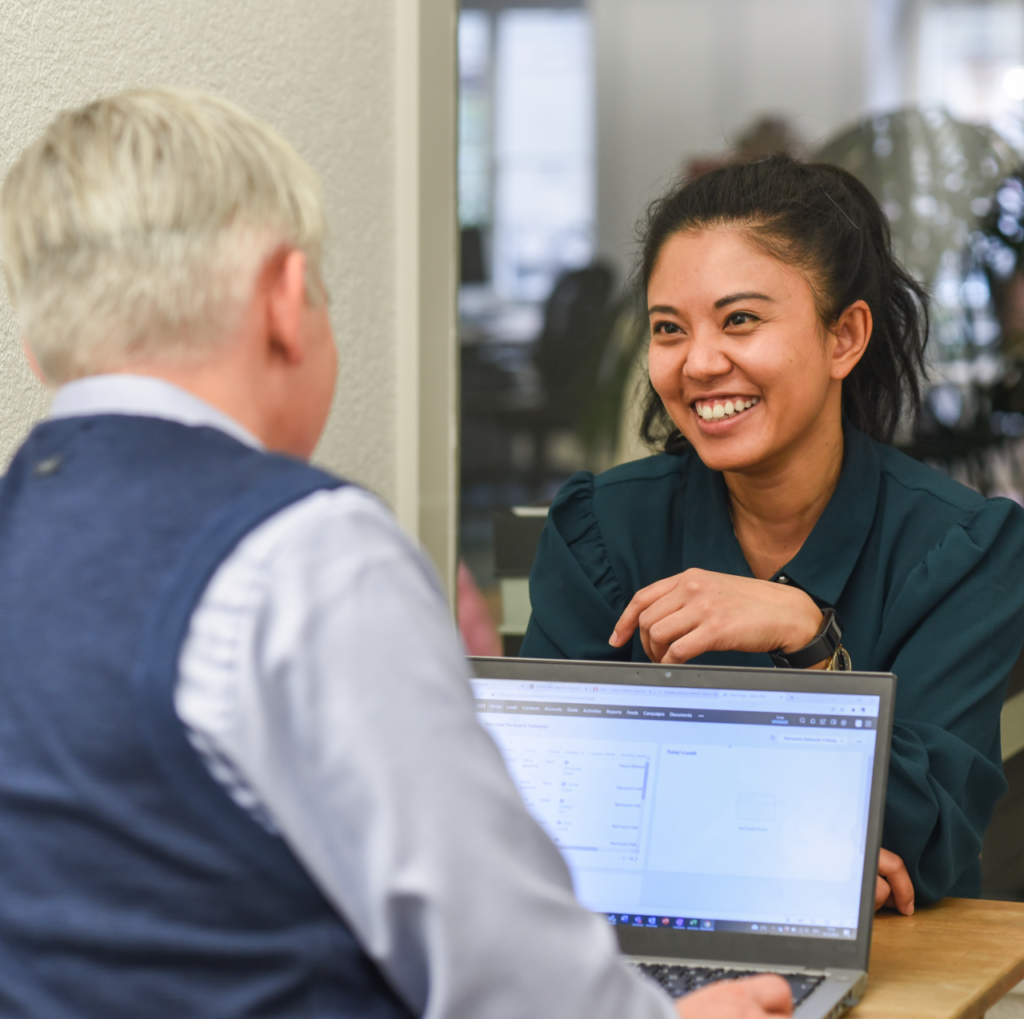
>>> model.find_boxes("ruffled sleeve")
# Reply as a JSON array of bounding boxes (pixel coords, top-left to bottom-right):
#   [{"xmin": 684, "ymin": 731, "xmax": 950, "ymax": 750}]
[
  {"xmin": 520, "ymin": 472, "xmax": 630, "ymax": 661},
  {"xmin": 879, "ymin": 495, "xmax": 1024, "ymax": 901}
]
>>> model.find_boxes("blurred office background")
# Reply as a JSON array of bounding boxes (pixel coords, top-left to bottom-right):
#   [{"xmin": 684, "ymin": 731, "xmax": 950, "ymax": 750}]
[
  {"xmin": 456, "ymin": 0, "xmax": 1024, "ymax": 906},
  {"xmin": 459, "ymin": 0, "xmax": 1024, "ymax": 614}
]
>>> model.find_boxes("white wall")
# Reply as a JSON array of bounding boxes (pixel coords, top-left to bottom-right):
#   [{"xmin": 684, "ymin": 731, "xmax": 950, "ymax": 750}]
[
  {"xmin": 590, "ymin": 0, "xmax": 873, "ymax": 280},
  {"xmin": 0, "ymin": 0, "xmax": 458, "ymax": 598}
]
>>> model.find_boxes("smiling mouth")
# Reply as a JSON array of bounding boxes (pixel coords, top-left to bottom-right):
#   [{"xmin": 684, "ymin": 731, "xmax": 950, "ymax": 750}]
[{"xmin": 693, "ymin": 396, "xmax": 761, "ymax": 422}]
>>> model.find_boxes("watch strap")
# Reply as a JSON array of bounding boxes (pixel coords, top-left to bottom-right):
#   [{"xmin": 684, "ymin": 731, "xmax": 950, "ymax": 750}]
[{"xmin": 769, "ymin": 607, "xmax": 843, "ymax": 669}]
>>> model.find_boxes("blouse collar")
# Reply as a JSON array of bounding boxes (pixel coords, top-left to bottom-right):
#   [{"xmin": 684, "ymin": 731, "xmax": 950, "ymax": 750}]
[{"xmin": 681, "ymin": 421, "xmax": 882, "ymax": 607}]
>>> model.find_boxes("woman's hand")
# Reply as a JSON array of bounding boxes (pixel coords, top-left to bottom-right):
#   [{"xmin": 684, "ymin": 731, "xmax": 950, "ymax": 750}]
[
  {"xmin": 609, "ymin": 569, "xmax": 823, "ymax": 665},
  {"xmin": 875, "ymin": 848, "xmax": 914, "ymax": 914},
  {"xmin": 674, "ymin": 975, "xmax": 792, "ymax": 1017}
]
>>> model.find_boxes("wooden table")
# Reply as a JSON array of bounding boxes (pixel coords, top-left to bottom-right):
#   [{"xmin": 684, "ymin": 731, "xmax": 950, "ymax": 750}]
[{"xmin": 847, "ymin": 899, "xmax": 1024, "ymax": 1018}]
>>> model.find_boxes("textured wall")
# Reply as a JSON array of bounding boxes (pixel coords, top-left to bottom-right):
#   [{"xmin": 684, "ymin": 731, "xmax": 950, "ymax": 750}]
[{"xmin": 0, "ymin": 0, "xmax": 398, "ymax": 503}]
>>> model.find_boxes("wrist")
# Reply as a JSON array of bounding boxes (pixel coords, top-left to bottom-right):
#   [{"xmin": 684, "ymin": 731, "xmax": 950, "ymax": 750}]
[
  {"xmin": 779, "ymin": 596, "xmax": 824, "ymax": 655},
  {"xmin": 770, "ymin": 603, "xmax": 845, "ymax": 670}
]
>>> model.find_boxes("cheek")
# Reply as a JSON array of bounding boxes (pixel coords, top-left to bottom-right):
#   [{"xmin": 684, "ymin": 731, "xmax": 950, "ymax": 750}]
[
  {"xmin": 308, "ymin": 320, "xmax": 337, "ymax": 427},
  {"xmin": 324, "ymin": 334, "xmax": 338, "ymax": 382},
  {"xmin": 747, "ymin": 327, "xmax": 827, "ymax": 390},
  {"xmin": 647, "ymin": 344, "xmax": 682, "ymax": 402},
  {"xmin": 749, "ymin": 333, "xmax": 832, "ymax": 428},
  {"xmin": 318, "ymin": 341, "xmax": 338, "ymax": 413},
  {"xmin": 782, "ymin": 331, "xmax": 830, "ymax": 390},
  {"xmin": 315, "ymin": 314, "xmax": 338, "ymax": 384}
]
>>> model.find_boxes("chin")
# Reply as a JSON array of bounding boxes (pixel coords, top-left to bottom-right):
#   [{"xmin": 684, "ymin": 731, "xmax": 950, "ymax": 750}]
[{"xmin": 682, "ymin": 430, "xmax": 770, "ymax": 474}]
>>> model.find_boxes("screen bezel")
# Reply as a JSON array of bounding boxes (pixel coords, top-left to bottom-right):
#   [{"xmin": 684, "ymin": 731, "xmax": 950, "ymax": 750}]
[{"xmin": 469, "ymin": 656, "xmax": 895, "ymax": 972}]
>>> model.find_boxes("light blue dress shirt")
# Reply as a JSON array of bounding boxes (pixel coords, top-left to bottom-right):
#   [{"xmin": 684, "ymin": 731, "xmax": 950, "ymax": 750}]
[{"xmin": 48, "ymin": 375, "xmax": 674, "ymax": 1019}]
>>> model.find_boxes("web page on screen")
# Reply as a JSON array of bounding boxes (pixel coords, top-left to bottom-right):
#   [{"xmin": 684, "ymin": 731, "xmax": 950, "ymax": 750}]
[{"xmin": 472, "ymin": 678, "xmax": 880, "ymax": 941}]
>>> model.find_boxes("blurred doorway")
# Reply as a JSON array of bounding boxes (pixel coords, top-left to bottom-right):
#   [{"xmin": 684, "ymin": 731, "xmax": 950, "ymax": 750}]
[{"xmin": 458, "ymin": 0, "xmax": 610, "ymax": 636}]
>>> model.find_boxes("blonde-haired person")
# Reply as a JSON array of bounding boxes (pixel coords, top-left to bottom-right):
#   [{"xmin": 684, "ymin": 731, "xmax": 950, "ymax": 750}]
[
  {"xmin": 0, "ymin": 90, "xmax": 789, "ymax": 1019},
  {"xmin": 2, "ymin": 87, "xmax": 326, "ymax": 382}
]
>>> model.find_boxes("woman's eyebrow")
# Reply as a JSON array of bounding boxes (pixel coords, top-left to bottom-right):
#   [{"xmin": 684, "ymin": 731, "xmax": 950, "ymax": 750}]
[
  {"xmin": 714, "ymin": 291, "xmax": 774, "ymax": 309},
  {"xmin": 647, "ymin": 304, "xmax": 679, "ymax": 316}
]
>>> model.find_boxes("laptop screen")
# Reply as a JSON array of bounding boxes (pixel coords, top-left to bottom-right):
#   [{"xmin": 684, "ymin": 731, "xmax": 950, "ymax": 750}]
[{"xmin": 472, "ymin": 675, "xmax": 880, "ymax": 944}]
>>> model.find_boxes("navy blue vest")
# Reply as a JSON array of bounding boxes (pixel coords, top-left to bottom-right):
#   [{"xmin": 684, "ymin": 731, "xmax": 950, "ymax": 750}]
[{"xmin": 0, "ymin": 416, "xmax": 415, "ymax": 1018}]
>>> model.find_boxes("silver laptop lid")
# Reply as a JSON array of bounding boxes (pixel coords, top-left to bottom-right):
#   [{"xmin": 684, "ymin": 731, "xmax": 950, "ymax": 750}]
[{"xmin": 469, "ymin": 657, "xmax": 895, "ymax": 973}]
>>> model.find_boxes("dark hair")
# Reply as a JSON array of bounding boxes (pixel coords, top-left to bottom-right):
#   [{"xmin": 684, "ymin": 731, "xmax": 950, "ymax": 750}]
[{"xmin": 637, "ymin": 155, "xmax": 928, "ymax": 452}]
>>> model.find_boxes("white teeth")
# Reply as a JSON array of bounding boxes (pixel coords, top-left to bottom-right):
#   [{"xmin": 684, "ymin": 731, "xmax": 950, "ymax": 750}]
[{"xmin": 695, "ymin": 397, "xmax": 759, "ymax": 421}]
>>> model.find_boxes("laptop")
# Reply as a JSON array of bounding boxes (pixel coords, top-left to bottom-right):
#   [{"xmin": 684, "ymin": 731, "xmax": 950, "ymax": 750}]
[{"xmin": 469, "ymin": 657, "xmax": 896, "ymax": 1019}]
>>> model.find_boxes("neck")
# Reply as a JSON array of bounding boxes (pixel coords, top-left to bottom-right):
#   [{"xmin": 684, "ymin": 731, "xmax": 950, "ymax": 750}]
[
  {"xmin": 118, "ymin": 356, "xmax": 269, "ymax": 441},
  {"xmin": 106, "ymin": 311, "xmax": 284, "ymax": 452},
  {"xmin": 724, "ymin": 415, "xmax": 844, "ymax": 581}
]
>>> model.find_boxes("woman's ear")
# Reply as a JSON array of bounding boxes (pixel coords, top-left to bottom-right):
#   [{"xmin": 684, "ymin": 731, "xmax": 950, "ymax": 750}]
[{"xmin": 829, "ymin": 299, "xmax": 872, "ymax": 381}]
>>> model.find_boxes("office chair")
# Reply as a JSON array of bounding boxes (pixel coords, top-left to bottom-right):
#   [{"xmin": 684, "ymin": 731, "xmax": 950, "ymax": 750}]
[{"xmin": 461, "ymin": 263, "xmax": 615, "ymax": 499}]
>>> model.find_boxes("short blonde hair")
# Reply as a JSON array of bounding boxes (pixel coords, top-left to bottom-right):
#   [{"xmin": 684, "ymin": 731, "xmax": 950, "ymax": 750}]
[{"xmin": 0, "ymin": 88, "xmax": 324, "ymax": 383}]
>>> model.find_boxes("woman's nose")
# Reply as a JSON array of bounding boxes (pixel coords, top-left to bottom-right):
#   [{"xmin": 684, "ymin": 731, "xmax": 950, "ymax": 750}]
[{"xmin": 682, "ymin": 331, "xmax": 732, "ymax": 380}]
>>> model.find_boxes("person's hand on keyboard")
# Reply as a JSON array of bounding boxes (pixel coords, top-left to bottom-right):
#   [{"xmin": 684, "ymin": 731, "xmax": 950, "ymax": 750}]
[
  {"xmin": 674, "ymin": 974, "xmax": 792, "ymax": 1017},
  {"xmin": 875, "ymin": 847, "xmax": 914, "ymax": 914}
]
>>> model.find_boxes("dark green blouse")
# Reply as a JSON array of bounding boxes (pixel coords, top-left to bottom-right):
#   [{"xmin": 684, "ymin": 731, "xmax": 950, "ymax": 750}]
[{"xmin": 522, "ymin": 424, "xmax": 1024, "ymax": 903}]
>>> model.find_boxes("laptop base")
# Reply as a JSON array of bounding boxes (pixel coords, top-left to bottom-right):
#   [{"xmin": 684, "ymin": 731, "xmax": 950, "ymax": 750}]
[{"xmin": 629, "ymin": 956, "xmax": 866, "ymax": 1018}]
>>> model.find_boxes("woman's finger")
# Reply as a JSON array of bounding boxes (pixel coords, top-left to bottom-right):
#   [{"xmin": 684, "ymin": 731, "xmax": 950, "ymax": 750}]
[
  {"xmin": 875, "ymin": 875, "xmax": 892, "ymax": 911},
  {"xmin": 660, "ymin": 627, "xmax": 712, "ymax": 665},
  {"xmin": 646, "ymin": 603, "xmax": 700, "ymax": 652},
  {"xmin": 877, "ymin": 849, "xmax": 914, "ymax": 915},
  {"xmin": 644, "ymin": 604, "xmax": 702, "ymax": 662},
  {"xmin": 610, "ymin": 577, "xmax": 680, "ymax": 647},
  {"xmin": 640, "ymin": 620, "xmax": 655, "ymax": 663},
  {"xmin": 637, "ymin": 594, "xmax": 675, "ymax": 661},
  {"xmin": 637, "ymin": 588, "xmax": 701, "ymax": 661}
]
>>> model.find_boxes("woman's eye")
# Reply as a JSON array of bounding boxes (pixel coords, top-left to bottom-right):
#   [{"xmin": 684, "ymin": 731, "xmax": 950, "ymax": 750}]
[
  {"xmin": 725, "ymin": 311, "xmax": 757, "ymax": 327},
  {"xmin": 652, "ymin": 320, "xmax": 682, "ymax": 336}
]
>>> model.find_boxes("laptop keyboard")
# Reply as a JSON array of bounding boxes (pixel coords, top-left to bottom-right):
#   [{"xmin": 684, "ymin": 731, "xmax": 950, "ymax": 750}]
[{"xmin": 635, "ymin": 963, "xmax": 824, "ymax": 1008}]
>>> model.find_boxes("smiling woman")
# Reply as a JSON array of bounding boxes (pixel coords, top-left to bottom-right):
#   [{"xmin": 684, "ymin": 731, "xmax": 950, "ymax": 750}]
[{"xmin": 522, "ymin": 156, "xmax": 1024, "ymax": 911}]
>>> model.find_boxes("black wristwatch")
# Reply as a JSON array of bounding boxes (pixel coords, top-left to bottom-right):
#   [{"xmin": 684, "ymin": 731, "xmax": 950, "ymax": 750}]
[{"xmin": 769, "ymin": 607, "xmax": 845, "ymax": 669}]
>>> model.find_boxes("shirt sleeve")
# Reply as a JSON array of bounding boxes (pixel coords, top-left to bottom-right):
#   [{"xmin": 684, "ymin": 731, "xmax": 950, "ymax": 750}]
[
  {"xmin": 877, "ymin": 495, "xmax": 1024, "ymax": 903},
  {"xmin": 522, "ymin": 472, "xmax": 633, "ymax": 660},
  {"xmin": 176, "ymin": 487, "xmax": 673, "ymax": 1019}
]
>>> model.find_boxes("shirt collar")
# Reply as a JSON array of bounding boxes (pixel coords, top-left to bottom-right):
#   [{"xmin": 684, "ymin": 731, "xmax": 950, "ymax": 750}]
[
  {"xmin": 681, "ymin": 422, "xmax": 881, "ymax": 606},
  {"xmin": 48, "ymin": 375, "xmax": 264, "ymax": 451}
]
